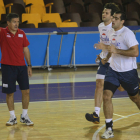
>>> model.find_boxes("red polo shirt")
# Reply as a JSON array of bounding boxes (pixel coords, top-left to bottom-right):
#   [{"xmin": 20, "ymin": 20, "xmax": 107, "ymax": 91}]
[{"xmin": 0, "ymin": 27, "xmax": 30, "ymax": 66}]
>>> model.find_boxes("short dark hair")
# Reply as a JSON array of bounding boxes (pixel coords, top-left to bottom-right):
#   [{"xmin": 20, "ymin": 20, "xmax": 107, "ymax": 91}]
[
  {"xmin": 6, "ymin": 13, "xmax": 19, "ymax": 22},
  {"xmin": 115, "ymin": 10, "xmax": 126, "ymax": 21},
  {"xmin": 104, "ymin": 3, "xmax": 120, "ymax": 16}
]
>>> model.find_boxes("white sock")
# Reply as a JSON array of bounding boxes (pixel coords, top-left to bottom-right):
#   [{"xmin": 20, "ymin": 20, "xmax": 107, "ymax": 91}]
[
  {"xmin": 9, "ymin": 110, "xmax": 16, "ymax": 118},
  {"xmin": 22, "ymin": 109, "xmax": 28, "ymax": 118},
  {"xmin": 106, "ymin": 118, "xmax": 112, "ymax": 123},
  {"xmin": 106, "ymin": 119, "xmax": 113, "ymax": 131},
  {"xmin": 95, "ymin": 107, "xmax": 100, "ymax": 116}
]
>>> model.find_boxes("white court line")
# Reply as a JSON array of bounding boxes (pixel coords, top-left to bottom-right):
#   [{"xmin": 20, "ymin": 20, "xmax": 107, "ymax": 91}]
[
  {"xmin": 92, "ymin": 112, "xmax": 140, "ymax": 140},
  {"xmin": 0, "ymin": 97, "xmax": 129, "ymax": 105},
  {"xmin": 113, "ymin": 113, "xmax": 128, "ymax": 118}
]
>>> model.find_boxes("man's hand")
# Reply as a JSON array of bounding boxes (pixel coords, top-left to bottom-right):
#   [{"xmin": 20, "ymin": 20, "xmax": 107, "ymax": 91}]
[
  {"xmin": 95, "ymin": 54, "xmax": 101, "ymax": 62},
  {"xmin": 101, "ymin": 58, "xmax": 108, "ymax": 65},
  {"xmin": 94, "ymin": 42, "xmax": 107, "ymax": 50},
  {"xmin": 27, "ymin": 66, "xmax": 32, "ymax": 77},
  {"xmin": 107, "ymin": 44, "xmax": 117, "ymax": 53}
]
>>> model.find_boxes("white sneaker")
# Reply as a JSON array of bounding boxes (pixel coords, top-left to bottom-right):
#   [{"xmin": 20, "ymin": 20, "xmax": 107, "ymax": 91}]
[
  {"xmin": 20, "ymin": 114, "xmax": 34, "ymax": 126},
  {"xmin": 101, "ymin": 129, "xmax": 114, "ymax": 139},
  {"xmin": 6, "ymin": 115, "xmax": 17, "ymax": 126}
]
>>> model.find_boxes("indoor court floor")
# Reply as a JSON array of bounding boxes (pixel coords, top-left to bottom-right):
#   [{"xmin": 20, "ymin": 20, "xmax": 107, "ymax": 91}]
[{"xmin": 0, "ymin": 66, "xmax": 140, "ymax": 140}]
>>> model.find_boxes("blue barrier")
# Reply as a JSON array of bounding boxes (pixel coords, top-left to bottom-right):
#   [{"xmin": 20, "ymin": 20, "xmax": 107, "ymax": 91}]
[
  {"xmin": 26, "ymin": 32, "xmax": 102, "ymax": 67},
  {"xmin": 0, "ymin": 28, "xmax": 140, "ymax": 68},
  {"xmin": 58, "ymin": 34, "xmax": 75, "ymax": 65},
  {"xmin": 27, "ymin": 34, "xmax": 48, "ymax": 66},
  {"xmin": 26, "ymin": 31, "xmax": 140, "ymax": 67},
  {"xmin": 75, "ymin": 33, "xmax": 101, "ymax": 65},
  {"xmin": 135, "ymin": 31, "xmax": 140, "ymax": 63}
]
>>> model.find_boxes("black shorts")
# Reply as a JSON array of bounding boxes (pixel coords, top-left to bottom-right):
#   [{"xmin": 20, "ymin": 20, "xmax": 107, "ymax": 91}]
[
  {"xmin": 1, "ymin": 64, "xmax": 29, "ymax": 94},
  {"xmin": 104, "ymin": 67, "xmax": 139, "ymax": 96}
]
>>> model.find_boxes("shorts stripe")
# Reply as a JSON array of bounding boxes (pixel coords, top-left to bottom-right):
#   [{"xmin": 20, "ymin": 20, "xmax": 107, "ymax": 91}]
[{"xmin": 96, "ymin": 74, "xmax": 105, "ymax": 80}]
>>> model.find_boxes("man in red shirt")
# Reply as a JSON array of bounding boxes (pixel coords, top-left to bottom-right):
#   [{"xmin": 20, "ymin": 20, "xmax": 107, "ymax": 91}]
[{"xmin": 0, "ymin": 13, "xmax": 33, "ymax": 126}]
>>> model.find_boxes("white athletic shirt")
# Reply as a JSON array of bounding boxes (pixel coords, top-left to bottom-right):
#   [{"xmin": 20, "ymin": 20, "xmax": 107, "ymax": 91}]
[
  {"xmin": 98, "ymin": 22, "xmax": 112, "ymax": 63},
  {"xmin": 109, "ymin": 26, "xmax": 139, "ymax": 72}
]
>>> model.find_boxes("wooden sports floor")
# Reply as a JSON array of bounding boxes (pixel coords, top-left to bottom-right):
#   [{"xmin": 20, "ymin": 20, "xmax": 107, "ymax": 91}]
[{"xmin": 0, "ymin": 66, "xmax": 140, "ymax": 140}]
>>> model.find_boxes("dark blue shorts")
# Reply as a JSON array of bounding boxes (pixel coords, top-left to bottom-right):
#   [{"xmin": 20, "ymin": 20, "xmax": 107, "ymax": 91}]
[
  {"xmin": 104, "ymin": 67, "xmax": 139, "ymax": 96},
  {"xmin": 1, "ymin": 64, "xmax": 29, "ymax": 94},
  {"xmin": 96, "ymin": 60, "xmax": 110, "ymax": 79}
]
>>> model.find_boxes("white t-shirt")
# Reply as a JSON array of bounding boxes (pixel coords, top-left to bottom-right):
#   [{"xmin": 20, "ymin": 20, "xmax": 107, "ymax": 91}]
[
  {"xmin": 98, "ymin": 22, "xmax": 112, "ymax": 63},
  {"xmin": 109, "ymin": 26, "xmax": 139, "ymax": 72}
]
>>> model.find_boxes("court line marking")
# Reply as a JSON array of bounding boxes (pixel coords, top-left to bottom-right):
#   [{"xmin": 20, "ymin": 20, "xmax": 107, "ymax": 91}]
[
  {"xmin": 92, "ymin": 112, "xmax": 140, "ymax": 140},
  {"xmin": 113, "ymin": 113, "xmax": 128, "ymax": 118},
  {"xmin": 0, "ymin": 97, "xmax": 129, "ymax": 105}
]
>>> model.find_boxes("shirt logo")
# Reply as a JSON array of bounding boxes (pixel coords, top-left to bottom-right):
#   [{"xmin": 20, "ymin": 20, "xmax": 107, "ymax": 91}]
[
  {"xmin": 110, "ymin": 38, "xmax": 120, "ymax": 48},
  {"xmin": 6, "ymin": 35, "xmax": 11, "ymax": 38},
  {"xmin": 3, "ymin": 83, "xmax": 8, "ymax": 88},
  {"xmin": 112, "ymin": 38, "xmax": 116, "ymax": 43},
  {"xmin": 18, "ymin": 34, "xmax": 23, "ymax": 38},
  {"xmin": 100, "ymin": 34, "xmax": 109, "ymax": 42}
]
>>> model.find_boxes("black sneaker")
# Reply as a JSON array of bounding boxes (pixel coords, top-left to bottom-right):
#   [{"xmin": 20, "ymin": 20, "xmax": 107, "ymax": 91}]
[{"xmin": 85, "ymin": 112, "xmax": 100, "ymax": 124}]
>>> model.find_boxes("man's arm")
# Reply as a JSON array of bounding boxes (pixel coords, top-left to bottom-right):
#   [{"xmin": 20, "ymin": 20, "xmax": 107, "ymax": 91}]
[
  {"xmin": 95, "ymin": 54, "xmax": 101, "ymax": 62},
  {"xmin": 101, "ymin": 52, "xmax": 112, "ymax": 65},
  {"xmin": 94, "ymin": 42, "xmax": 109, "ymax": 51},
  {"xmin": 108, "ymin": 45, "xmax": 139, "ymax": 57},
  {"xmin": 23, "ymin": 47, "xmax": 32, "ymax": 77},
  {"xmin": 23, "ymin": 47, "xmax": 31, "ymax": 65},
  {"xmin": 95, "ymin": 42, "xmax": 139, "ymax": 57},
  {"xmin": 94, "ymin": 42, "xmax": 112, "ymax": 64},
  {"xmin": 105, "ymin": 52, "xmax": 112, "ymax": 61}
]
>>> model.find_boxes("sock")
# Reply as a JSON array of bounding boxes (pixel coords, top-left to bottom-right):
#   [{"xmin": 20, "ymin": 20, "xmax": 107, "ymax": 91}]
[
  {"xmin": 95, "ymin": 107, "xmax": 100, "ymax": 116},
  {"xmin": 106, "ymin": 119, "xmax": 113, "ymax": 131},
  {"xmin": 22, "ymin": 109, "xmax": 28, "ymax": 118},
  {"xmin": 106, "ymin": 119, "xmax": 112, "ymax": 123},
  {"xmin": 9, "ymin": 110, "xmax": 16, "ymax": 118}
]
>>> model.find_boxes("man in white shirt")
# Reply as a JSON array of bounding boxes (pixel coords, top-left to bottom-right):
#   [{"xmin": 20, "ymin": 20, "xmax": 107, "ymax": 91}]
[
  {"xmin": 85, "ymin": 3, "xmax": 120, "ymax": 124},
  {"xmin": 95, "ymin": 11, "xmax": 140, "ymax": 139}
]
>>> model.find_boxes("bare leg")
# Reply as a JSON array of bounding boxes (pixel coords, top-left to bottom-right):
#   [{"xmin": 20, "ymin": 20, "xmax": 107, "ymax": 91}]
[
  {"xmin": 129, "ymin": 92, "xmax": 140, "ymax": 109},
  {"xmin": 21, "ymin": 89, "xmax": 30, "ymax": 109},
  {"xmin": 20, "ymin": 89, "xmax": 34, "ymax": 126},
  {"xmin": 103, "ymin": 90, "xmax": 113, "ymax": 119},
  {"xmin": 6, "ymin": 93, "xmax": 14, "ymax": 111},
  {"xmin": 95, "ymin": 79, "xmax": 104, "ymax": 107}
]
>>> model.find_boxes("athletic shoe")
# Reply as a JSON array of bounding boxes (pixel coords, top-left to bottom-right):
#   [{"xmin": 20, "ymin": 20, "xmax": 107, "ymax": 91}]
[
  {"xmin": 85, "ymin": 112, "xmax": 100, "ymax": 124},
  {"xmin": 101, "ymin": 129, "xmax": 114, "ymax": 139},
  {"xmin": 6, "ymin": 115, "xmax": 17, "ymax": 126},
  {"xmin": 20, "ymin": 114, "xmax": 34, "ymax": 126}
]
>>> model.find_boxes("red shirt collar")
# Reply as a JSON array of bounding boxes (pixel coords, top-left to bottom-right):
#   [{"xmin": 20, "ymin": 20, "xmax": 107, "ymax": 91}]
[{"xmin": 6, "ymin": 26, "xmax": 19, "ymax": 34}]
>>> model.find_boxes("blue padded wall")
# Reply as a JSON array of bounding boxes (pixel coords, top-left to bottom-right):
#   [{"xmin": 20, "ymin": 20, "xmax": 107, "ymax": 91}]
[
  {"xmin": 27, "ymin": 34, "xmax": 48, "ymax": 66},
  {"xmin": 135, "ymin": 32, "xmax": 140, "ymax": 63},
  {"xmin": 75, "ymin": 33, "xmax": 101, "ymax": 65},
  {"xmin": 58, "ymin": 34, "xmax": 75, "ymax": 65},
  {"xmin": 1, "ymin": 29, "xmax": 140, "ymax": 68}
]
